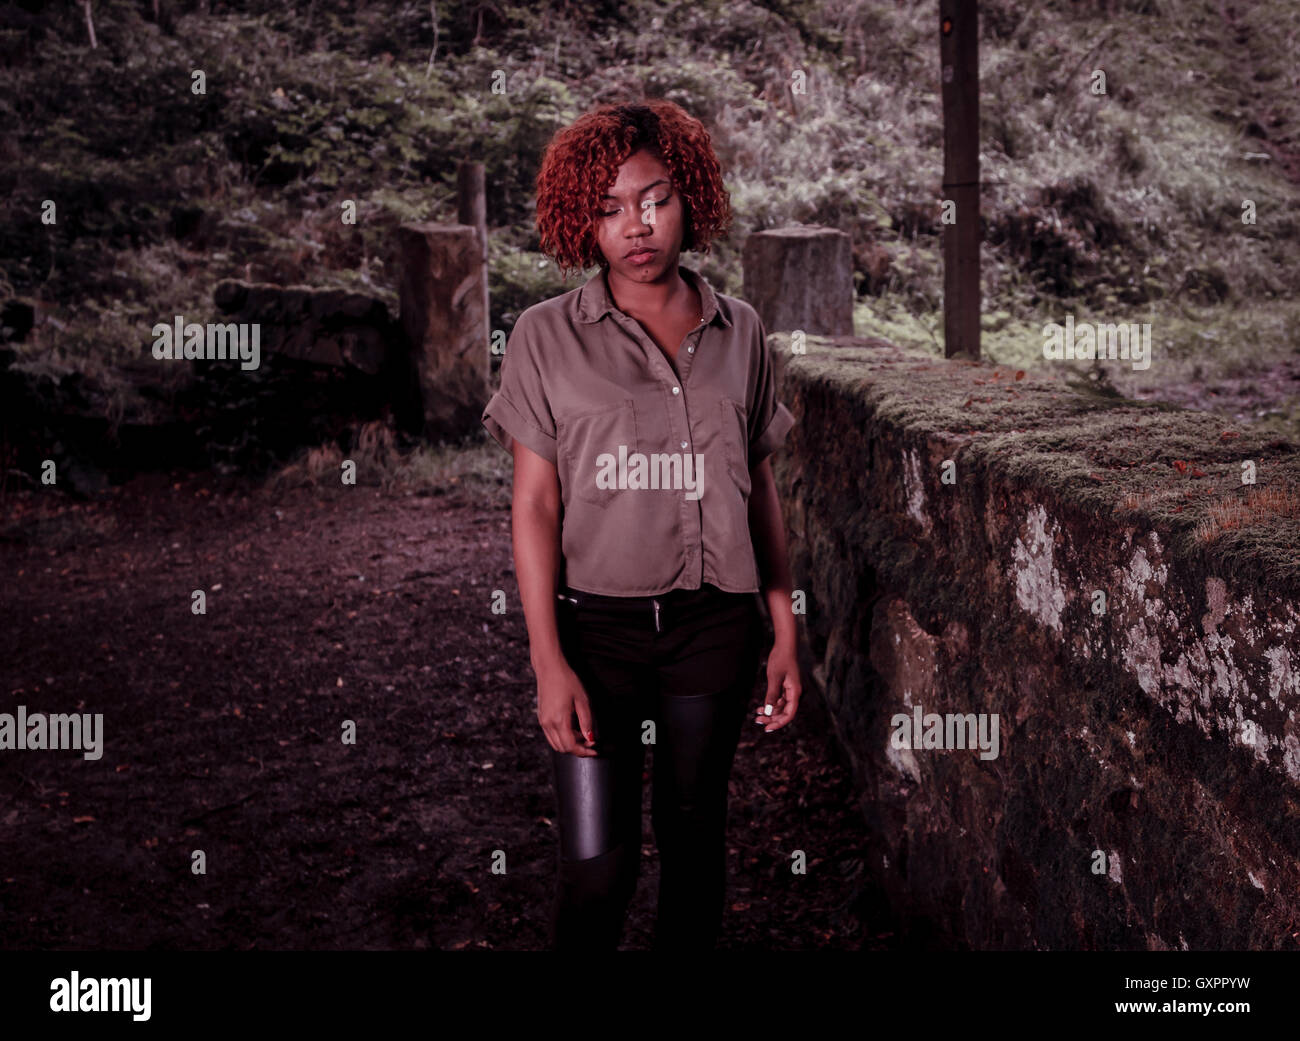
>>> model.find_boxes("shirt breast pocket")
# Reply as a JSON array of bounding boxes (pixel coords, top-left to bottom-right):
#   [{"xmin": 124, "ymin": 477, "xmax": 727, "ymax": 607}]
[
  {"xmin": 719, "ymin": 397, "xmax": 752, "ymax": 498},
  {"xmin": 557, "ymin": 398, "xmax": 639, "ymax": 509}
]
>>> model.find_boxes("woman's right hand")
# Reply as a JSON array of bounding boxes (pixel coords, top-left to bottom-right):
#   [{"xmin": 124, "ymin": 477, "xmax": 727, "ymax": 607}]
[{"xmin": 535, "ymin": 658, "xmax": 599, "ymax": 757}]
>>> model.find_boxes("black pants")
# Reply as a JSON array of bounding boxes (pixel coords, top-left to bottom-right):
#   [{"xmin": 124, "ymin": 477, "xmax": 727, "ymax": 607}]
[{"xmin": 548, "ymin": 581, "xmax": 764, "ymax": 950}]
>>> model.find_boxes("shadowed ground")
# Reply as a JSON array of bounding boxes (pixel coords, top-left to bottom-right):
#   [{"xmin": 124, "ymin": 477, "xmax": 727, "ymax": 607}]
[{"xmin": 0, "ymin": 465, "xmax": 898, "ymax": 950}]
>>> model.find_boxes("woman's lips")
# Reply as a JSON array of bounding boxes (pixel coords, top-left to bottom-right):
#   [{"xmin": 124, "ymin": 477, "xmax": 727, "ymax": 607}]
[{"xmin": 626, "ymin": 248, "xmax": 657, "ymax": 266}]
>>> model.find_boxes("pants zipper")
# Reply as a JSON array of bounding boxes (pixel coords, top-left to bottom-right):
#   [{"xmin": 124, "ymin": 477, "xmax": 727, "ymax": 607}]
[{"xmin": 652, "ymin": 598, "xmax": 661, "ymax": 632}]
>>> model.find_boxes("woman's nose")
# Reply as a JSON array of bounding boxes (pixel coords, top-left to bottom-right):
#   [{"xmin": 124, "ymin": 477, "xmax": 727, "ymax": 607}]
[{"xmin": 630, "ymin": 204, "xmax": 658, "ymax": 231}]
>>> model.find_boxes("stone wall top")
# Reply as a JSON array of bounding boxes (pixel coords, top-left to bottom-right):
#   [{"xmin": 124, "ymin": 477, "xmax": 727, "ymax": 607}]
[{"xmin": 773, "ymin": 337, "xmax": 1300, "ymax": 597}]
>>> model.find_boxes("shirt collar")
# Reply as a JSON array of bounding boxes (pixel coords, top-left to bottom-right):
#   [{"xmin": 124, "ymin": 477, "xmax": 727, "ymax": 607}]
[{"xmin": 576, "ymin": 263, "xmax": 732, "ymax": 328}]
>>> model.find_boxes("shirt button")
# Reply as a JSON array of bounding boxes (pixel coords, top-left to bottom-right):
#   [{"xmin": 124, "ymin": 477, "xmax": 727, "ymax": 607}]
[
  {"xmin": 672, "ymin": 386, "xmax": 680, "ymax": 395},
  {"xmin": 688, "ymin": 346, "xmax": 694, "ymax": 353},
  {"xmin": 680, "ymin": 440, "xmax": 688, "ymax": 449}
]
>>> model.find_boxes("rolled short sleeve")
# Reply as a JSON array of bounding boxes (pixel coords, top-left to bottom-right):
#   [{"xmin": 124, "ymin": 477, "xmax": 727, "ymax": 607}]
[
  {"xmin": 747, "ymin": 317, "xmax": 796, "ymax": 467},
  {"xmin": 481, "ymin": 315, "xmax": 558, "ymax": 464}
]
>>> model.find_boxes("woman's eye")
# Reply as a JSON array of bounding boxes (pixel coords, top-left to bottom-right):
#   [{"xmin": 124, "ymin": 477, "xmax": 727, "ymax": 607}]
[{"xmin": 600, "ymin": 196, "xmax": 670, "ymax": 218}]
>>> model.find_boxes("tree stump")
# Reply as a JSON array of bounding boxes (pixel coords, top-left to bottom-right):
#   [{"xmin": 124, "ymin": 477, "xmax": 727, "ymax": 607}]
[
  {"xmin": 397, "ymin": 223, "xmax": 488, "ymax": 441},
  {"xmin": 741, "ymin": 226, "xmax": 854, "ymax": 336}
]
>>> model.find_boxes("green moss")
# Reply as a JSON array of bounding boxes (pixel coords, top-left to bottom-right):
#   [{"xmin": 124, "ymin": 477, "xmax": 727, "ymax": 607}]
[{"xmin": 785, "ymin": 339, "xmax": 1300, "ymax": 593}]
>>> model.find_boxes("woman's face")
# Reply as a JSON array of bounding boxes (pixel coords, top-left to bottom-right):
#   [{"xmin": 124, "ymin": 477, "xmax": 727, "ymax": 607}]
[{"xmin": 592, "ymin": 147, "xmax": 687, "ymax": 281}]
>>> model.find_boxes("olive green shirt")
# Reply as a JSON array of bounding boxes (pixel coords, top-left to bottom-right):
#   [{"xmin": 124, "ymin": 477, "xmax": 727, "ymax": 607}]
[{"xmin": 480, "ymin": 264, "xmax": 795, "ymax": 596}]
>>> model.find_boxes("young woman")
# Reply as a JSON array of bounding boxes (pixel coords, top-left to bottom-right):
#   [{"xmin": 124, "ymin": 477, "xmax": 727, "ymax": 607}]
[{"xmin": 481, "ymin": 99, "xmax": 801, "ymax": 950}]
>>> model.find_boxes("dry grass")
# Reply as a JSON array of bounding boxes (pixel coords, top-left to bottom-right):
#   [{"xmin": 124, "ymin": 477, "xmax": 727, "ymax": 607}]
[
  {"xmin": 1192, "ymin": 483, "xmax": 1300, "ymax": 543},
  {"xmin": 1120, "ymin": 489, "xmax": 1154, "ymax": 513},
  {"xmin": 267, "ymin": 419, "xmax": 512, "ymax": 500},
  {"xmin": 269, "ymin": 419, "xmax": 403, "ymax": 493}
]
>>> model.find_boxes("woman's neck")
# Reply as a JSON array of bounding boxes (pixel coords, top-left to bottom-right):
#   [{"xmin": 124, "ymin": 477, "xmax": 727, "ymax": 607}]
[{"xmin": 606, "ymin": 264, "xmax": 696, "ymax": 321}]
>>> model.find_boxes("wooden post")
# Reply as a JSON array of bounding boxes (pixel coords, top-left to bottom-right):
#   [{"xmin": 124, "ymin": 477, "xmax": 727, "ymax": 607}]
[
  {"xmin": 457, "ymin": 161, "xmax": 490, "ymax": 360},
  {"xmin": 397, "ymin": 223, "xmax": 488, "ymax": 439},
  {"xmin": 940, "ymin": 0, "xmax": 980, "ymax": 360},
  {"xmin": 392, "ymin": 162, "xmax": 490, "ymax": 441}
]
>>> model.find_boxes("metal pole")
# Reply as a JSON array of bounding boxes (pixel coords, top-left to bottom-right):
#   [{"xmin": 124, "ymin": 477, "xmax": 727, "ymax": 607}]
[{"xmin": 940, "ymin": 1, "xmax": 980, "ymax": 360}]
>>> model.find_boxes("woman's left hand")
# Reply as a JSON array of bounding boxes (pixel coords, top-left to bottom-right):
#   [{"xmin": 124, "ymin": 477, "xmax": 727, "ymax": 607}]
[{"xmin": 754, "ymin": 641, "xmax": 801, "ymax": 733}]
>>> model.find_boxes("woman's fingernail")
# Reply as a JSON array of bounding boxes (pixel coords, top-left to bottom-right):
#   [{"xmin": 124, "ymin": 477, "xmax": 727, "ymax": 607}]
[{"xmin": 764, "ymin": 704, "xmax": 773, "ymax": 715}]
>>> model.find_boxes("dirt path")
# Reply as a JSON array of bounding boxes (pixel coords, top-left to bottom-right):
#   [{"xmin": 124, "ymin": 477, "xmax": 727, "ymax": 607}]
[{"xmin": 0, "ymin": 466, "xmax": 892, "ymax": 950}]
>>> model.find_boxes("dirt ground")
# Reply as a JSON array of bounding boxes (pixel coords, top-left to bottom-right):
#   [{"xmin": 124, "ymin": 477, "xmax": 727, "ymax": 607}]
[{"xmin": 0, "ymin": 465, "xmax": 896, "ymax": 950}]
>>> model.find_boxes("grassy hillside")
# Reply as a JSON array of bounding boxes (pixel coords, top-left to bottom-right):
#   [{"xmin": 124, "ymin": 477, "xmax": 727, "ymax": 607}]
[{"xmin": 1, "ymin": 0, "xmax": 1297, "ymax": 435}]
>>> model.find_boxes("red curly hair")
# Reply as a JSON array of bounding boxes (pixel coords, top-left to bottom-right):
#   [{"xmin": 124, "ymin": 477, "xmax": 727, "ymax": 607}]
[{"xmin": 534, "ymin": 99, "xmax": 733, "ymax": 279}]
